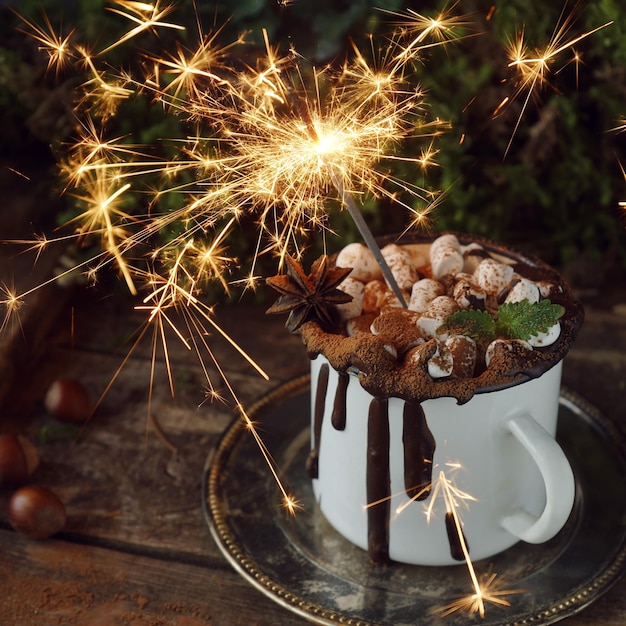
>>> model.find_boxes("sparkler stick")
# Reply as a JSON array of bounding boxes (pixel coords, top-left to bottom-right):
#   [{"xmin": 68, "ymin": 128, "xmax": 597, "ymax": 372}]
[{"xmin": 330, "ymin": 171, "xmax": 407, "ymax": 307}]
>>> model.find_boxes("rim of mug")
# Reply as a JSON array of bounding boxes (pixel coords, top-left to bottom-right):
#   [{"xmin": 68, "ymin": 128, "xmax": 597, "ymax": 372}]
[{"xmin": 310, "ymin": 231, "xmax": 584, "ymax": 399}]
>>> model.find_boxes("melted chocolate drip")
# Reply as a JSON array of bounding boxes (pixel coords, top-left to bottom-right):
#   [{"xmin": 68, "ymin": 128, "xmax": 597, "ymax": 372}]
[
  {"xmin": 445, "ymin": 511, "xmax": 469, "ymax": 562},
  {"xmin": 331, "ymin": 372, "xmax": 349, "ymax": 430},
  {"xmin": 366, "ymin": 397, "xmax": 391, "ymax": 565},
  {"xmin": 464, "ymin": 247, "xmax": 491, "ymax": 262},
  {"xmin": 306, "ymin": 362, "xmax": 329, "ymax": 479},
  {"xmin": 402, "ymin": 403, "xmax": 436, "ymax": 501},
  {"xmin": 497, "ymin": 276, "xmax": 521, "ymax": 304}
]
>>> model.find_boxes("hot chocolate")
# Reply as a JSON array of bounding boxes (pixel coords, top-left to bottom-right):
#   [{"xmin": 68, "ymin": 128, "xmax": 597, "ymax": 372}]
[{"xmin": 268, "ymin": 232, "xmax": 583, "ymax": 565}]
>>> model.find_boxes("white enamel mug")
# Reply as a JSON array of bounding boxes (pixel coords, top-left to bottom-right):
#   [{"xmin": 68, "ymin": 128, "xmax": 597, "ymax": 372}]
[{"xmin": 310, "ymin": 354, "xmax": 575, "ymax": 566}]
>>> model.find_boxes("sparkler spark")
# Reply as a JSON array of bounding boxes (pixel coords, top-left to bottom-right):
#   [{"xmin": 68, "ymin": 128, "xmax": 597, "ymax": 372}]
[
  {"xmin": 366, "ymin": 463, "xmax": 523, "ymax": 618},
  {"xmin": 432, "ymin": 469, "xmax": 524, "ymax": 618},
  {"xmin": 15, "ymin": 10, "xmax": 75, "ymax": 74},
  {"xmin": 0, "ymin": 283, "xmax": 24, "ymax": 335},
  {"xmin": 434, "ymin": 570, "xmax": 524, "ymax": 618},
  {"xmin": 101, "ymin": 0, "xmax": 185, "ymax": 54},
  {"xmin": 497, "ymin": 5, "xmax": 612, "ymax": 153},
  {"xmin": 382, "ymin": 2, "xmax": 475, "ymax": 68}
]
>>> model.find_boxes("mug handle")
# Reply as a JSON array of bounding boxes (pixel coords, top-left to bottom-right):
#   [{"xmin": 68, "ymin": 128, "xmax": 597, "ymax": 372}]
[{"xmin": 499, "ymin": 412, "xmax": 575, "ymax": 543}]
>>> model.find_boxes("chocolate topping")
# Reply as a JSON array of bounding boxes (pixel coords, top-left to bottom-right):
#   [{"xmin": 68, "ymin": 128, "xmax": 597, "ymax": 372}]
[
  {"xmin": 331, "ymin": 372, "xmax": 349, "ymax": 430},
  {"xmin": 402, "ymin": 403, "xmax": 436, "ymax": 501},
  {"xmin": 301, "ymin": 233, "xmax": 583, "ymax": 406}
]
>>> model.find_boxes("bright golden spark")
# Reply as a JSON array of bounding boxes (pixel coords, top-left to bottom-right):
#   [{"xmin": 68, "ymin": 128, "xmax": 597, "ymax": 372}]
[
  {"xmin": 101, "ymin": 0, "xmax": 185, "ymax": 54},
  {"xmin": 433, "ymin": 571, "xmax": 524, "ymax": 618},
  {"xmin": 16, "ymin": 11, "xmax": 75, "ymax": 74},
  {"xmin": 499, "ymin": 8, "xmax": 612, "ymax": 153},
  {"xmin": 78, "ymin": 49, "xmax": 134, "ymax": 119},
  {"xmin": 0, "ymin": 284, "xmax": 24, "ymax": 335},
  {"xmin": 64, "ymin": 166, "xmax": 137, "ymax": 294}
]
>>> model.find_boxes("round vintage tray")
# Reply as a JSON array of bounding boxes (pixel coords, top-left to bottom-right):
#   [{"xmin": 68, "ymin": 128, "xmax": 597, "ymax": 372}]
[{"xmin": 203, "ymin": 376, "xmax": 626, "ymax": 625}]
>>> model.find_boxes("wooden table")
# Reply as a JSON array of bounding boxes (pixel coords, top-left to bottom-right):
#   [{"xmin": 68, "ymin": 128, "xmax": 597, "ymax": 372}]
[{"xmin": 1, "ymin": 177, "xmax": 625, "ymax": 625}]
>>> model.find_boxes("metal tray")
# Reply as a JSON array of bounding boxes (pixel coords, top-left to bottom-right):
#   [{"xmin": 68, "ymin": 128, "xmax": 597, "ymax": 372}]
[{"xmin": 203, "ymin": 376, "xmax": 626, "ymax": 625}]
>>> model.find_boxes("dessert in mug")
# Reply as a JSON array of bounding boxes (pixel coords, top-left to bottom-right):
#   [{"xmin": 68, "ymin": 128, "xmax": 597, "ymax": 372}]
[{"xmin": 267, "ymin": 233, "xmax": 583, "ymax": 565}]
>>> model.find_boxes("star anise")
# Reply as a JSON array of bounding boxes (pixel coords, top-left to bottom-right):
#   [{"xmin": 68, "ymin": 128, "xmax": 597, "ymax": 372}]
[{"xmin": 266, "ymin": 255, "xmax": 353, "ymax": 333}]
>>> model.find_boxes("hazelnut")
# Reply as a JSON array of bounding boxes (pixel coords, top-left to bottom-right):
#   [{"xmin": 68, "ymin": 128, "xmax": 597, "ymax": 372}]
[
  {"xmin": 44, "ymin": 378, "xmax": 92, "ymax": 423},
  {"xmin": 8, "ymin": 485, "xmax": 66, "ymax": 539},
  {"xmin": 0, "ymin": 434, "xmax": 40, "ymax": 488}
]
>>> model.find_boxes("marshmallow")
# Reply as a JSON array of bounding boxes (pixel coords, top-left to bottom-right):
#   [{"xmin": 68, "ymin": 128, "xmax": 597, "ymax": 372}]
[
  {"xmin": 474, "ymin": 258, "xmax": 514, "ymax": 295},
  {"xmin": 405, "ymin": 246, "xmax": 429, "ymax": 270},
  {"xmin": 409, "ymin": 278, "xmax": 445, "ymax": 313},
  {"xmin": 430, "ymin": 237, "xmax": 464, "ymax": 279},
  {"xmin": 536, "ymin": 281, "xmax": 556, "ymax": 298},
  {"xmin": 417, "ymin": 295, "xmax": 459, "ymax": 339},
  {"xmin": 453, "ymin": 275, "xmax": 487, "ymax": 310},
  {"xmin": 430, "ymin": 234, "xmax": 461, "ymax": 256},
  {"xmin": 485, "ymin": 338, "xmax": 532, "ymax": 367},
  {"xmin": 336, "ymin": 277, "xmax": 364, "ymax": 321},
  {"xmin": 336, "ymin": 243, "xmax": 382, "ymax": 282},
  {"xmin": 446, "ymin": 335, "xmax": 477, "ymax": 378},
  {"xmin": 528, "ymin": 322, "xmax": 561, "ymax": 347},
  {"xmin": 380, "ymin": 289, "xmax": 410, "ymax": 312},
  {"xmin": 428, "ymin": 341, "xmax": 454, "ymax": 378},
  {"xmin": 428, "ymin": 335, "xmax": 477, "ymax": 379},
  {"xmin": 381, "ymin": 244, "xmax": 419, "ymax": 290},
  {"xmin": 362, "ymin": 280, "xmax": 389, "ymax": 313},
  {"xmin": 407, "ymin": 341, "xmax": 438, "ymax": 369},
  {"xmin": 462, "ymin": 242, "xmax": 489, "ymax": 273},
  {"xmin": 504, "ymin": 277, "xmax": 540, "ymax": 304}
]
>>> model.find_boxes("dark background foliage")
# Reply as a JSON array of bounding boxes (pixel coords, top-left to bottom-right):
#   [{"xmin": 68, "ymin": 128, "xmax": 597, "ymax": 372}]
[{"xmin": 1, "ymin": 0, "xmax": 625, "ymax": 287}]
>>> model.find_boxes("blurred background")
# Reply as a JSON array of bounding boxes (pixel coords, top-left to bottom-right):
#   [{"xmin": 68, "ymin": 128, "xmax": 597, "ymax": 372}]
[{"xmin": 1, "ymin": 0, "xmax": 625, "ymax": 292}]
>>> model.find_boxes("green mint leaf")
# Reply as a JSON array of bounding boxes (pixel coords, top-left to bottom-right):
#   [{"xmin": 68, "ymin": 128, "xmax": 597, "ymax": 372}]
[
  {"xmin": 437, "ymin": 309, "xmax": 496, "ymax": 343},
  {"xmin": 495, "ymin": 299, "xmax": 565, "ymax": 340}
]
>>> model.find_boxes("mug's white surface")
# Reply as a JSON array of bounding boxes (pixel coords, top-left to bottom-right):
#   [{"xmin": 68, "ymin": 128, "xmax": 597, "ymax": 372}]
[{"xmin": 311, "ymin": 355, "xmax": 574, "ymax": 566}]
